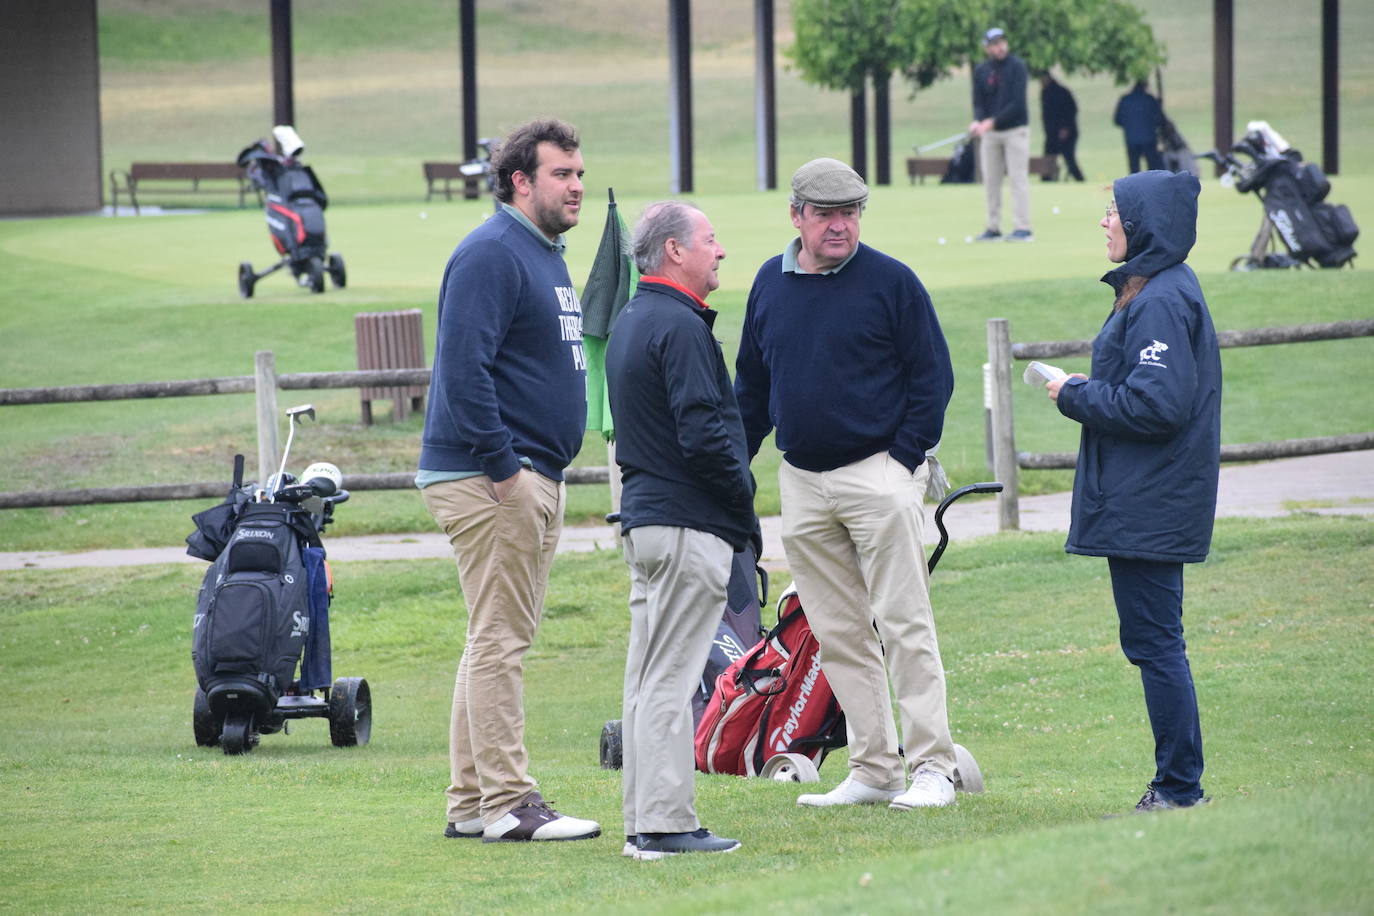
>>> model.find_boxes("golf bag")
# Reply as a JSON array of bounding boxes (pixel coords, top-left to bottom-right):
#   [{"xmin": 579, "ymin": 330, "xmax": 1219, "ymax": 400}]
[
  {"xmin": 691, "ymin": 545, "xmax": 768, "ymax": 727},
  {"xmin": 236, "ymin": 125, "xmax": 346, "ymax": 297},
  {"xmin": 1157, "ymin": 117, "xmax": 1200, "ymax": 177},
  {"xmin": 1205, "ymin": 124, "xmax": 1358, "ymax": 270},
  {"xmin": 191, "ymin": 494, "xmax": 325, "ymax": 739},
  {"xmin": 941, "ymin": 140, "xmax": 976, "ymax": 184},
  {"xmin": 694, "ymin": 586, "xmax": 845, "ymax": 777}
]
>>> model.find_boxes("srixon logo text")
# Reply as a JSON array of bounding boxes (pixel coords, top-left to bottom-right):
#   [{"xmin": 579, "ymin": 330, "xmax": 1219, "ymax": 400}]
[
  {"xmin": 769, "ymin": 652, "xmax": 824, "ymax": 752},
  {"xmin": 236, "ymin": 529, "xmax": 276, "ymax": 539}
]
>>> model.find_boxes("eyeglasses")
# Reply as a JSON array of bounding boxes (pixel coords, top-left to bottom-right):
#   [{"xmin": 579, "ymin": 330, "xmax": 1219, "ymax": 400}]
[{"xmin": 1105, "ymin": 202, "xmax": 1118, "ymax": 218}]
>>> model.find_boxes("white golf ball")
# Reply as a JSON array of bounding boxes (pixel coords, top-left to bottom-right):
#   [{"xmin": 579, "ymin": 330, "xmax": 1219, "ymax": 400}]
[
  {"xmin": 1052, "ymin": 206, "xmax": 1061, "ymax": 215},
  {"xmin": 964, "ymin": 235, "xmax": 973, "ymax": 244},
  {"xmin": 419, "ymin": 211, "xmax": 428, "ymax": 219},
  {"xmin": 938, "ymin": 237, "xmax": 947, "ymax": 245}
]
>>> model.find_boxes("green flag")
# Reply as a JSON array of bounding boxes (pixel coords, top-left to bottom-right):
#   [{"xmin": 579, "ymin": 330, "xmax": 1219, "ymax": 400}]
[{"xmin": 581, "ymin": 188, "xmax": 636, "ymax": 440}]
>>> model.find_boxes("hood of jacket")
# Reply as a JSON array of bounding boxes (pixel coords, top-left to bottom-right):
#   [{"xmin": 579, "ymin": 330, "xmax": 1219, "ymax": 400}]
[{"xmin": 1102, "ymin": 170, "xmax": 1200, "ymax": 293}]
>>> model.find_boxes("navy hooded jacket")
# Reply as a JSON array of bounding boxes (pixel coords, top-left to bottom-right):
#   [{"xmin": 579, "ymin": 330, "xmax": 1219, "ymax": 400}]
[
  {"xmin": 606, "ymin": 279, "xmax": 756, "ymax": 551},
  {"xmin": 1056, "ymin": 170, "xmax": 1222, "ymax": 563}
]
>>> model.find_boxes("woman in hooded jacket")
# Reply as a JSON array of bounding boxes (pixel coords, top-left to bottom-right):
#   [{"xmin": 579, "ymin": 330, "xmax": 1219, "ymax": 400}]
[{"xmin": 1045, "ymin": 170, "xmax": 1221, "ymax": 812}]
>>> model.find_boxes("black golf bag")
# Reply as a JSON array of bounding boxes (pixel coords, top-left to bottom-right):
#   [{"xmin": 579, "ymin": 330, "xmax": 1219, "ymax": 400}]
[
  {"xmin": 188, "ymin": 431, "xmax": 368, "ymax": 755},
  {"xmin": 941, "ymin": 140, "xmax": 976, "ymax": 184},
  {"xmin": 1205, "ymin": 126, "xmax": 1358, "ymax": 270},
  {"xmin": 236, "ymin": 126, "xmax": 346, "ymax": 297},
  {"xmin": 1157, "ymin": 117, "xmax": 1200, "ymax": 177}
]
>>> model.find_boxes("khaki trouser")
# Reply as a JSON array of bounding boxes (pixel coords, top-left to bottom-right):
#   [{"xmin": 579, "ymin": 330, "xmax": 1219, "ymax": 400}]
[
  {"xmin": 778, "ymin": 452, "xmax": 955, "ymax": 789},
  {"xmin": 621, "ymin": 525, "xmax": 732, "ymax": 835},
  {"xmin": 421, "ymin": 470, "xmax": 564, "ymax": 825},
  {"xmin": 980, "ymin": 125, "xmax": 1032, "ymax": 233}
]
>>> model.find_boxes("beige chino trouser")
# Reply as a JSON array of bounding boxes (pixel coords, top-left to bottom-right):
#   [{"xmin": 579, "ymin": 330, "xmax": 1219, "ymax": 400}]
[
  {"xmin": 779, "ymin": 452, "xmax": 956, "ymax": 789},
  {"xmin": 421, "ymin": 470, "xmax": 564, "ymax": 825},
  {"xmin": 621, "ymin": 525, "xmax": 733, "ymax": 836},
  {"xmin": 980, "ymin": 125, "xmax": 1032, "ymax": 233}
]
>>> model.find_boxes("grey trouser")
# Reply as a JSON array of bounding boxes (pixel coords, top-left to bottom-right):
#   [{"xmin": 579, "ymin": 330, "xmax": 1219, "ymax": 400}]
[
  {"xmin": 621, "ymin": 525, "xmax": 732, "ymax": 835},
  {"xmin": 981, "ymin": 125, "xmax": 1032, "ymax": 233}
]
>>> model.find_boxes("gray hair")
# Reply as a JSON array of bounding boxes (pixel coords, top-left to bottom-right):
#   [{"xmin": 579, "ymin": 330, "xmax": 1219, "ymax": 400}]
[{"xmin": 630, "ymin": 200, "xmax": 702, "ymax": 275}]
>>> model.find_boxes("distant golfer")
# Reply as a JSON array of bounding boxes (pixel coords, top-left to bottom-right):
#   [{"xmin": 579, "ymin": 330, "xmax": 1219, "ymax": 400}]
[{"xmin": 1045, "ymin": 170, "xmax": 1220, "ymax": 812}]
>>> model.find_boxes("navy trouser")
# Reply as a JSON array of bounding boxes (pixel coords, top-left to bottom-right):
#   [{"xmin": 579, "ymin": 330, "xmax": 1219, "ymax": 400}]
[{"xmin": 1108, "ymin": 556, "xmax": 1205, "ymax": 804}]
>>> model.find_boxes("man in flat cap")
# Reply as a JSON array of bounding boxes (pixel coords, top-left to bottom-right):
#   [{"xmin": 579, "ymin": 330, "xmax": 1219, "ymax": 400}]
[
  {"xmin": 970, "ymin": 27, "xmax": 1034, "ymax": 241},
  {"xmin": 734, "ymin": 158, "xmax": 959, "ymax": 811}
]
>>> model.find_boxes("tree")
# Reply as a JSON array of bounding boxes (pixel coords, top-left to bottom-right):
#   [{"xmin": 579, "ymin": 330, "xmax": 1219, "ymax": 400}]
[{"xmin": 788, "ymin": 0, "xmax": 1165, "ymax": 182}]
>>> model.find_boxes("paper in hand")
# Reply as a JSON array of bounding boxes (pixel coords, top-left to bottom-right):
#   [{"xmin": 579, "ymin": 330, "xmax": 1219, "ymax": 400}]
[{"xmin": 1023, "ymin": 360, "xmax": 1068, "ymax": 387}]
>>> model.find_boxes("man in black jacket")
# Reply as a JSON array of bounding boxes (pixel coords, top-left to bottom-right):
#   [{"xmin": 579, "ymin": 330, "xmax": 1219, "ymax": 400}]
[
  {"xmin": 606, "ymin": 200, "xmax": 754, "ymax": 861},
  {"xmin": 970, "ymin": 27, "xmax": 1033, "ymax": 241},
  {"xmin": 1040, "ymin": 72, "xmax": 1085, "ymax": 182}
]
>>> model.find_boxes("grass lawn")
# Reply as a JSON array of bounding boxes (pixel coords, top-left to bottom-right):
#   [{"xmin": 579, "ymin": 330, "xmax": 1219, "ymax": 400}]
[{"xmin": 1, "ymin": 514, "xmax": 1370, "ymax": 912}]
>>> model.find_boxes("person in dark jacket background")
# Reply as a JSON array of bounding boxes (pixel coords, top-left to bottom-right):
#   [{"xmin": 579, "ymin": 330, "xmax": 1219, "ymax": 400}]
[
  {"xmin": 1039, "ymin": 72, "xmax": 1084, "ymax": 181},
  {"xmin": 1045, "ymin": 169, "xmax": 1221, "ymax": 812},
  {"xmin": 607, "ymin": 200, "xmax": 753, "ymax": 860},
  {"xmin": 1114, "ymin": 81, "xmax": 1165, "ymax": 173}
]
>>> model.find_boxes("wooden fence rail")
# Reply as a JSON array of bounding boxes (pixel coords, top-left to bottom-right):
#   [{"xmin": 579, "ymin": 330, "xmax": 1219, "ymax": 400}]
[
  {"xmin": 987, "ymin": 318, "xmax": 1374, "ymax": 530},
  {"xmin": 0, "ymin": 352, "xmax": 612, "ymax": 511}
]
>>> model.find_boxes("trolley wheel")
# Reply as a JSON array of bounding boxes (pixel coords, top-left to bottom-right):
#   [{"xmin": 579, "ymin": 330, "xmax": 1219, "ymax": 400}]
[
  {"xmin": 307, "ymin": 258, "xmax": 326, "ymax": 293},
  {"xmin": 327, "ymin": 253, "xmax": 346, "ymax": 289},
  {"xmin": 1229, "ymin": 255, "xmax": 1258, "ymax": 272},
  {"xmin": 329, "ymin": 677, "xmax": 372, "ymax": 747},
  {"xmin": 952, "ymin": 743, "xmax": 984, "ymax": 794},
  {"xmin": 599, "ymin": 719, "xmax": 623, "ymax": 770},
  {"xmin": 759, "ymin": 752, "xmax": 821, "ymax": 783},
  {"xmin": 221, "ymin": 713, "xmax": 257, "ymax": 755},
  {"xmin": 238, "ymin": 262, "xmax": 256, "ymax": 298},
  {"xmin": 192, "ymin": 688, "xmax": 219, "ymax": 747}
]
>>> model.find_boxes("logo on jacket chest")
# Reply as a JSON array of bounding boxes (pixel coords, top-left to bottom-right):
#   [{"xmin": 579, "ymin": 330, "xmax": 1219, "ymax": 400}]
[{"xmin": 1139, "ymin": 339, "xmax": 1169, "ymax": 367}]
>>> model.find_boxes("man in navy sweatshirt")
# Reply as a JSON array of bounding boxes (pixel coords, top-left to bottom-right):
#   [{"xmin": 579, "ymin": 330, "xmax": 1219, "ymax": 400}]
[
  {"xmin": 607, "ymin": 200, "xmax": 754, "ymax": 860},
  {"xmin": 417, "ymin": 118, "xmax": 600, "ymax": 844},
  {"xmin": 734, "ymin": 158, "xmax": 958, "ymax": 811}
]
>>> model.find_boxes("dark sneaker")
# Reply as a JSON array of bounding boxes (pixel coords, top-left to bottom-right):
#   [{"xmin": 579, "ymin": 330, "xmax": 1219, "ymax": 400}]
[
  {"xmin": 482, "ymin": 792, "xmax": 601, "ymax": 842},
  {"xmin": 1005, "ymin": 229, "xmax": 1035, "ymax": 242},
  {"xmin": 1134, "ymin": 786, "xmax": 1209, "ymax": 813},
  {"xmin": 444, "ymin": 816, "xmax": 483, "ymax": 839},
  {"xmin": 635, "ymin": 828, "xmax": 741, "ymax": 861},
  {"xmin": 974, "ymin": 229, "xmax": 1002, "ymax": 242}
]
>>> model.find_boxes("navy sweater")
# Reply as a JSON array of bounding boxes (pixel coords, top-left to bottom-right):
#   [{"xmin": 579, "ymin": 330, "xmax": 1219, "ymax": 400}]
[
  {"xmin": 606, "ymin": 280, "xmax": 755, "ymax": 550},
  {"xmin": 972, "ymin": 53, "xmax": 1030, "ymax": 130},
  {"xmin": 1057, "ymin": 171, "xmax": 1221, "ymax": 563},
  {"xmin": 734, "ymin": 243, "xmax": 954, "ymax": 473},
  {"xmin": 418, "ymin": 208, "xmax": 588, "ymax": 482}
]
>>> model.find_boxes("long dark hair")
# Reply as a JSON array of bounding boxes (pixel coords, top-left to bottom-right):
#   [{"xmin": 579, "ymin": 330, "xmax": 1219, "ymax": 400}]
[{"xmin": 1114, "ymin": 275, "xmax": 1149, "ymax": 312}]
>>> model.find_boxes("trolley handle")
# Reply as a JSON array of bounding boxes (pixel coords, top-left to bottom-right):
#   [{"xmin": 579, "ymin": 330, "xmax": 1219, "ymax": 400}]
[{"xmin": 928, "ymin": 482, "xmax": 1003, "ymax": 574}]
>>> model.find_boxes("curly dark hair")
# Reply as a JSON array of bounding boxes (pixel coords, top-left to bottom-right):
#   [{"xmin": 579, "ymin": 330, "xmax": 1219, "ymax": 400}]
[{"xmin": 490, "ymin": 118, "xmax": 580, "ymax": 204}]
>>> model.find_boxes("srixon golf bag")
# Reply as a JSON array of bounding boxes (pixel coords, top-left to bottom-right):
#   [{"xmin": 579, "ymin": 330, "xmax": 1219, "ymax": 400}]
[
  {"xmin": 192, "ymin": 499, "xmax": 324, "ymax": 732},
  {"xmin": 694, "ymin": 587, "xmax": 845, "ymax": 777}
]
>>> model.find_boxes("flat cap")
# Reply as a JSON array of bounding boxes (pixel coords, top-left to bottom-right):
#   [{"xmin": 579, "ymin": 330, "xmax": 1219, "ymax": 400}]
[{"xmin": 790, "ymin": 158, "xmax": 868, "ymax": 209}]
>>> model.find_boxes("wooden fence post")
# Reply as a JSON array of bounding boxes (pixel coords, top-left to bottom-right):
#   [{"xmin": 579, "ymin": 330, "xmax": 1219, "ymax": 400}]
[
  {"xmin": 986, "ymin": 319, "xmax": 1020, "ymax": 530},
  {"xmin": 255, "ymin": 350, "xmax": 279, "ymax": 486}
]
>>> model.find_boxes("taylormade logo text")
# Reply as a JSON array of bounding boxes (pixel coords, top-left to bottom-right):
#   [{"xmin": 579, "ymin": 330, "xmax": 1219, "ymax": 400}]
[{"xmin": 769, "ymin": 652, "xmax": 824, "ymax": 752}]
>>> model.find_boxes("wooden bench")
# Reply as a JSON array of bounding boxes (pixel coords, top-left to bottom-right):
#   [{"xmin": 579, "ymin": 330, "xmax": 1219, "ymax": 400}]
[
  {"xmin": 355, "ymin": 309, "xmax": 427, "ymax": 425},
  {"xmin": 108, "ymin": 162, "xmax": 257, "ymax": 214},
  {"xmin": 906, "ymin": 154, "xmax": 1059, "ymax": 184},
  {"xmin": 423, "ymin": 162, "xmax": 483, "ymax": 202}
]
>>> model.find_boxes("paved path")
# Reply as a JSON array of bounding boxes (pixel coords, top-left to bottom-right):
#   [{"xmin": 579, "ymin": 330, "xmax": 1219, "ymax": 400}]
[{"xmin": 2, "ymin": 450, "xmax": 1369, "ymax": 572}]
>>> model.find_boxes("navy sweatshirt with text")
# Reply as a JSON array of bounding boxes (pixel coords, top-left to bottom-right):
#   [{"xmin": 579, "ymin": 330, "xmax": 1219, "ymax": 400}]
[
  {"xmin": 418, "ymin": 208, "xmax": 588, "ymax": 482},
  {"xmin": 733, "ymin": 243, "xmax": 954, "ymax": 473}
]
